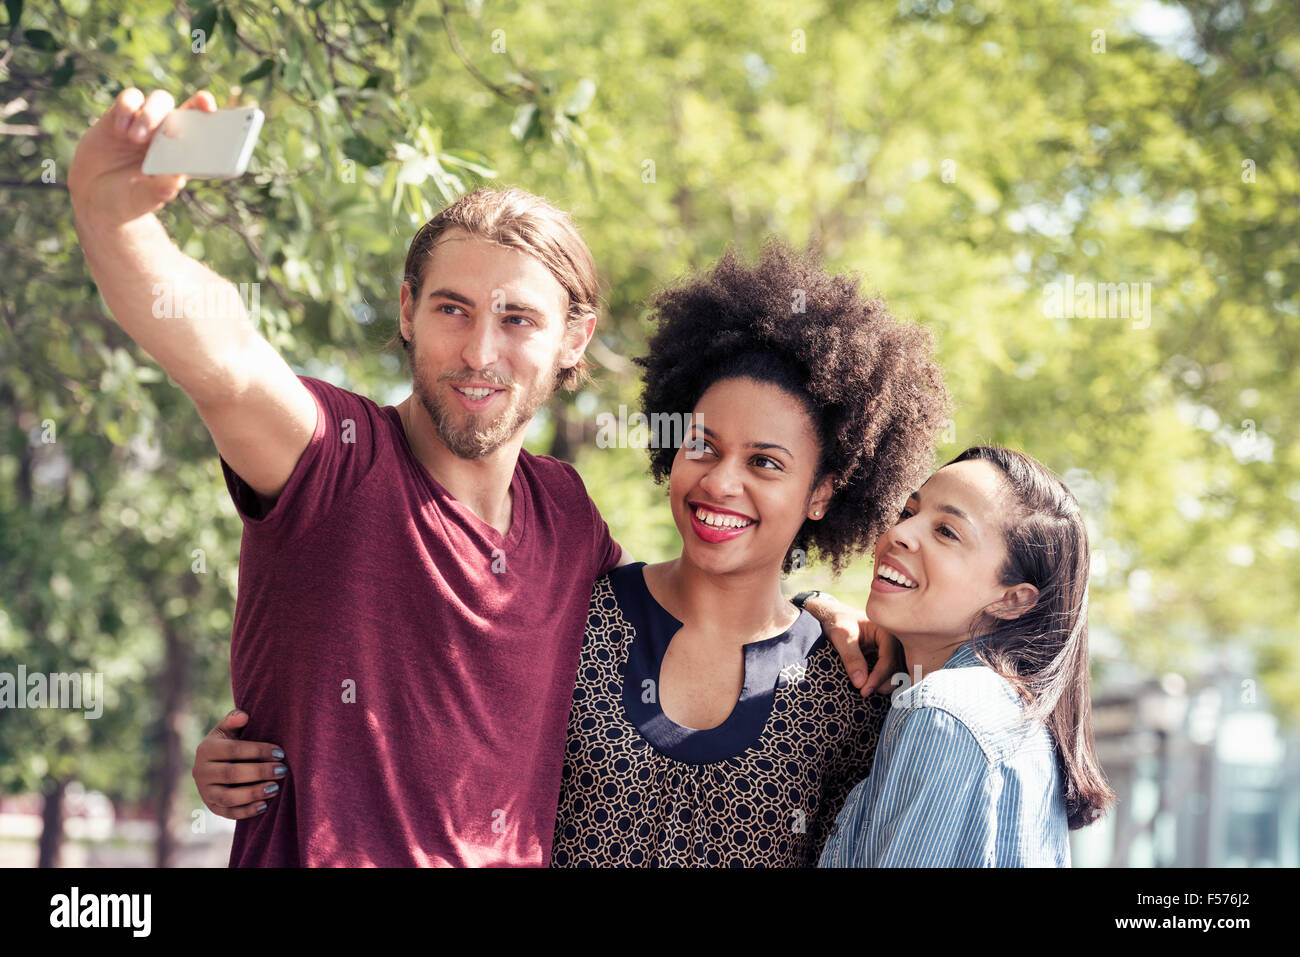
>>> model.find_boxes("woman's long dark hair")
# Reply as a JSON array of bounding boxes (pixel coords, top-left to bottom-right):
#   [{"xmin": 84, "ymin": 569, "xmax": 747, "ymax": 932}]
[{"xmin": 951, "ymin": 445, "xmax": 1116, "ymax": 830}]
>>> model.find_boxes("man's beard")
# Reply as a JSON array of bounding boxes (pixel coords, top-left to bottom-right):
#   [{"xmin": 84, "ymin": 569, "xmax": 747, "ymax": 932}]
[{"xmin": 410, "ymin": 338, "xmax": 561, "ymax": 460}]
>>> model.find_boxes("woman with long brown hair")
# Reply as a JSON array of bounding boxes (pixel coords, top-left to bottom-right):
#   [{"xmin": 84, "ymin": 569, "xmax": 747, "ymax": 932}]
[{"xmin": 820, "ymin": 445, "xmax": 1115, "ymax": 867}]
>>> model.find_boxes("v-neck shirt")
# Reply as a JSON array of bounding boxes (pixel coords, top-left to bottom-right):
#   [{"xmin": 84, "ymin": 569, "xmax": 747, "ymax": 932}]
[{"xmin": 221, "ymin": 375, "xmax": 621, "ymax": 866}]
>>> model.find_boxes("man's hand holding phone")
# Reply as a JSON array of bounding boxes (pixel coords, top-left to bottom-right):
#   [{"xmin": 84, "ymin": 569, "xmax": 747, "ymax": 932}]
[
  {"xmin": 68, "ymin": 88, "xmax": 218, "ymax": 227},
  {"xmin": 66, "ymin": 86, "xmax": 317, "ymax": 499}
]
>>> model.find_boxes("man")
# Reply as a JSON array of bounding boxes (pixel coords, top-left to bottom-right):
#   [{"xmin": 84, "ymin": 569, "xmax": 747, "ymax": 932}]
[{"xmin": 70, "ymin": 88, "xmax": 889, "ymax": 866}]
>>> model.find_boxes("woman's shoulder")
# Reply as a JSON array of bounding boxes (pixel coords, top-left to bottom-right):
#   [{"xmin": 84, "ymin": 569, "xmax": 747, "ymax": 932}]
[
  {"xmin": 800, "ymin": 637, "xmax": 893, "ymax": 720},
  {"xmin": 590, "ymin": 561, "xmax": 649, "ymax": 602},
  {"xmin": 586, "ymin": 562, "xmax": 668, "ymax": 641},
  {"xmin": 900, "ymin": 647, "xmax": 1051, "ymax": 766}
]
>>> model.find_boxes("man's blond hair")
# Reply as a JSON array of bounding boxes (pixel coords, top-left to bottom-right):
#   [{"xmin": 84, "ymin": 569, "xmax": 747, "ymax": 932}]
[{"xmin": 399, "ymin": 187, "xmax": 599, "ymax": 390}]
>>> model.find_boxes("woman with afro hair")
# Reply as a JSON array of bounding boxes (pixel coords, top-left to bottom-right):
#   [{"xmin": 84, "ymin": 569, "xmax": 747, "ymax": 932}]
[{"xmin": 550, "ymin": 241, "xmax": 951, "ymax": 866}]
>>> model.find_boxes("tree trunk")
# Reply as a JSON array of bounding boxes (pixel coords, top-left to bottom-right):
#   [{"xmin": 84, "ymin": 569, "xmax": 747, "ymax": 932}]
[
  {"xmin": 153, "ymin": 614, "xmax": 193, "ymax": 867},
  {"xmin": 549, "ymin": 400, "xmax": 574, "ymax": 462},
  {"xmin": 37, "ymin": 777, "xmax": 67, "ymax": 868}
]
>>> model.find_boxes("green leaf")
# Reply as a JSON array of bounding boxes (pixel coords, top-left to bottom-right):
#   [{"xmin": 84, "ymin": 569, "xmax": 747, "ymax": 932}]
[
  {"xmin": 438, "ymin": 149, "xmax": 497, "ymax": 178},
  {"xmin": 563, "ymin": 78, "xmax": 597, "ymax": 117},
  {"xmin": 191, "ymin": 4, "xmax": 217, "ymax": 40},
  {"xmin": 239, "ymin": 58, "xmax": 275, "ymax": 84},
  {"xmin": 386, "ymin": 163, "xmax": 402, "ymax": 217},
  {"xmin": 219, "ymin": 8, "xmax": 237, "ymax": 46},
  {"xmin": 4, "ymin": 0, "xmax": 21, "ymax": 29},
  {"xmin": 301, "ymin": 64, "xmax": 322, "ymax": 99},
  {"xmin": 282, "ymin": 59, "xmax": 302, "ymax": 90},
  {"xmin": 24, "ymin": 27, "xmax": 56, "ymax": 51},
  {"xmin": 51, "ymin": 56, "xmax": 74, "ymax": 88},
  {"xmin": 342, "ymin": 135, "xmax": 386, "ymax": 167},
  {"xmin": 509, "ymin": 103, "xmax": 541, "ymax": 143},
  {"xmin": 397, "ymin": 153, "xmax": 427, "ymax": 186}
]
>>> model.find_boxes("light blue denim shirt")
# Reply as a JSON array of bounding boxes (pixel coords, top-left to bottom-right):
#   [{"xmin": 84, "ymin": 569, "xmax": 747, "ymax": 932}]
[{"xmin": 818, "ymin": 641, "xmax": 1071, "ymax": 867}]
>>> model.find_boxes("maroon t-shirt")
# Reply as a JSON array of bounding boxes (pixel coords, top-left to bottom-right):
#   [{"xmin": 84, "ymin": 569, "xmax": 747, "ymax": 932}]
[{"xmin": 220, "ymin": 376, "xmax": 620, "ymax": 866}]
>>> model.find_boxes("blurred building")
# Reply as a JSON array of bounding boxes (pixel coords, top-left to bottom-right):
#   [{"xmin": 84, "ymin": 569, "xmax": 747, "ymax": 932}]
[{"xmin": 1072, "ymin": 669, "xmax": 1299, "ymax": 867}]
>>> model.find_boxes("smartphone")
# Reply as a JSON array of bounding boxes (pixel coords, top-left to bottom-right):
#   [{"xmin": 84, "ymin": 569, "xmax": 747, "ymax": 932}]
[{"xmin": 141, "ymin": 106, "xmax": 264, "ymax": 179}]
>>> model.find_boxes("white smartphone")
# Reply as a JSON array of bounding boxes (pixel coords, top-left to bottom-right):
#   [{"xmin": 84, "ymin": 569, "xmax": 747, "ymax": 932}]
[{"xmin": 141, "ymin": 106, "xmax": 264, "ymax": 179}]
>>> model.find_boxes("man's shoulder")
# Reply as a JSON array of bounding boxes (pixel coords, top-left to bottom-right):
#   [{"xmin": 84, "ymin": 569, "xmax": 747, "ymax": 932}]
[
  {"xmin": 290, "ymin": 375, "xmax": 392, "ymax": 427},
  {"xmin": 518, "ymin": 447, "xmax": 580, "ymax": 475},
  {"xmin": 517, "ymin": 448, "xmax": 588, "ymax": 496},
  {"xmin": 297, "ymin": 375, "xmax": 382, "ymax": 412}
]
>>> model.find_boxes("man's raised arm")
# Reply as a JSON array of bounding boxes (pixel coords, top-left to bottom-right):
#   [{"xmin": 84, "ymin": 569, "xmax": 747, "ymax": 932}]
[{"xmin": 68, "ymin": 87, "xmax": 316, "ymax": 501}]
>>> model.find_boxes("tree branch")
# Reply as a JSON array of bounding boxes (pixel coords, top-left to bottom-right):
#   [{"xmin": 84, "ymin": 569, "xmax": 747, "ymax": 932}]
[{"xmin": 436, "ymin": 0, "xmax": 528, "ymax": 103}]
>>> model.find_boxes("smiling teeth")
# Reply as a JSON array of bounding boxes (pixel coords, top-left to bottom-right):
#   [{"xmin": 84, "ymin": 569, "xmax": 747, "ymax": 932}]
[
  {"xmin": 878, "ymin": 566, "xmax": 918, "ymax": 588},
  {"xmin": 694, "ymin": 506, "xmax": 754, "ymax": 529},
  {"xmin": 457, "ymin": 387, "xmax": 494, "ymax": 399}
]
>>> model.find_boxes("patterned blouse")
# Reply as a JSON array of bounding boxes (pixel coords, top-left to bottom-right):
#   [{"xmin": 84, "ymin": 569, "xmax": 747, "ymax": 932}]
[{"xmin": 550, "ymin": 563, "xmax": 890, "ymax": 867}]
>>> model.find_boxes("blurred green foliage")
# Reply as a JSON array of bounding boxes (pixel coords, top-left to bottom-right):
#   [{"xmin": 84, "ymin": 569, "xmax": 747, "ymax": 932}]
[{"xmin": 1, "ymin": 0, "xmax": 1297, "ymax": 857}]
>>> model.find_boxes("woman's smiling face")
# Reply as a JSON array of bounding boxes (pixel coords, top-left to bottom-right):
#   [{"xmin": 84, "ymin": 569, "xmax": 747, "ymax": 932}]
[
  {"xmin": 669, "ymin": 377, "xmax": 833, "ymax": 576},
  {"xmin": 866, "ymin": 459, "xmax": 1036, "ymax": 642}
]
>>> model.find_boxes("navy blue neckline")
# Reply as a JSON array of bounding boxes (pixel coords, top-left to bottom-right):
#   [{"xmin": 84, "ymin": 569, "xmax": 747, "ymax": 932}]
[{"xmin": 610, "ymin": 563, "xmax": 825, "ymax": 765}]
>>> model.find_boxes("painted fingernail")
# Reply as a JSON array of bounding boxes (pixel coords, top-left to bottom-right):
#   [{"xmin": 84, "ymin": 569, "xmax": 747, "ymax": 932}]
[
  {"xmin": 851, "ymin": 670, "xmax": 865, "ymax": 686},
  {"xmin": 130, "ymin": 121, "xmax": 147, "ymax": 141},
  {"xmin": 264, "ymin": 783, "xmax": 280, "ymax": 796},
  {"xmin": 256, "ymin": 802, "xmax": 268, "ymax": 814},
  {"xmin": 228, "ymin": 709, "xmax": 243, "ymax": 718},
  {"xmin": 271, "ymin": 748, "xmax": 285, "ymax": 760},
  {"xmin": 274, "ymin": 765, "xmax": 288, "ymax": 777}
]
